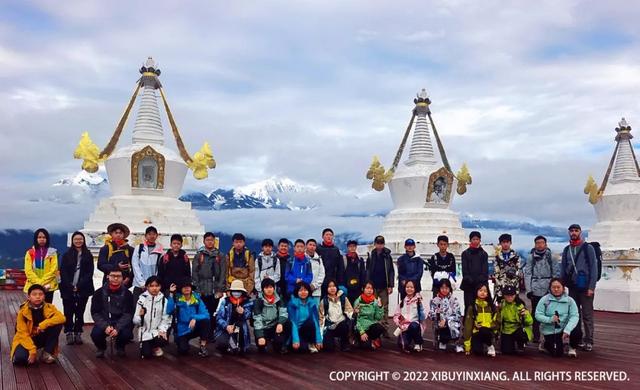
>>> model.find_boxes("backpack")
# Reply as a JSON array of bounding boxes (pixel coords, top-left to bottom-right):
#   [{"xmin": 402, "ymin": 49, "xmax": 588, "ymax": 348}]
[
  {"xmin": 590, "ymin": 242, "xmax": 603, "ymax": 282},
  {"xmin": 532, "ymin": 249, "xmax": 554, "ymax": 274}
]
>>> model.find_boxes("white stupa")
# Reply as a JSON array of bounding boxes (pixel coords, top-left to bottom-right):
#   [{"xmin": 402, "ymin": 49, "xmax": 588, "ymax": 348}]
[{"xmin": 585, "ymin": 118, "xmax": 640, "ymax": 312}]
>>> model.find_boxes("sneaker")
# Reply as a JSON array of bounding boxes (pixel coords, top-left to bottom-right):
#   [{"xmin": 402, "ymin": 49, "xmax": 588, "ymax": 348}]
[
  {"xmin": 583, "ymin": 343, "xmax": 593, "ymax": 352},
  {"xmin": 413, "ymin": 344, "xmax": 423, "ymax": 353},
  {"xmin": 568, "ymin": 347, "xmax": 577, "ymax": 358},
  {"xmin": 438, "ymin": 342, "xmax": 447, "ymax": 351},
  {"xmin": 41, "ymin": 352, "xmax": 56, "ymax": 364},
  {"xmin": 74, "ymin": 333, "xmax": 83, "ymax": 345},
  {"xmin": 66, "ymin": 333, "xmax": 75, "ymax": 345},
  {"xmin": 538, "ymin": 342, "xmax": 545, "ymax": 352},
  {"xmin": 578, "ymin": 341, "xmax": 585, "ymax": 348},
  {"xmin": 152, "ymin": 347, "xmax": 164, "ymax": 357},
  {"xmin": 95, "ymin": 349, "xmax": 105, "ymax": 358},
  {"xmin": 309, "ymin": 345, "xmax": 319, "ymax": 354},
  {"xmin": 455, "ymin": 345, "xmax": 464, "ymax": 353},
  {"xmin": 197, "ymin": 346, "xmax": 209, "ymax": 357},
  {"xmin": 372, "ymin": 338, "xmax": 382, "ymax": 350},
  {"xmin": 116, "ymin": 347, "xmax": 126, "ymax": 357},
  {"xmin": 487, "ymin": 345, "xmax": 496, "ymax": 357}
]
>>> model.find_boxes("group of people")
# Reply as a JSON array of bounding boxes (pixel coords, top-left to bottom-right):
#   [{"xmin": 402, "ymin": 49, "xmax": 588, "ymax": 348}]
[{"xmin": 11, "ymin": 222, "xmax": 598, "ymax": 366}]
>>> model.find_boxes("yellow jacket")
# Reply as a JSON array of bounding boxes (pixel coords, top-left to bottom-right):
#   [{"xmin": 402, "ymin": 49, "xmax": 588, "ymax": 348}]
[
  {"xmin": 463, "ymin": 298, "xmax": 498, "ymax": 352},
  {"xmin": 24, "ymin": 247, "xmax": 59, "ymax": 293},
  {"xmin": 11, "ymin": 301, "xmax": 66, "ymax": 359}
]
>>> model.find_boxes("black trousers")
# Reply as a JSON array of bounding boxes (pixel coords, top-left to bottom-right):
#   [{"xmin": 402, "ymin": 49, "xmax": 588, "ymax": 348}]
[
  {"xmin": 256, "ymin": 322, "xmax": 291, "ymax": 352},
  {"xmin": 176, "ymin": 319, "xmax": 210, "ymax": 355},
  {"xmin": 44, "ymin": 291, "xmax": 54, "ymax": 304},
  {"xmin": 544, "ymin": 331, "xmax": 578, "ymax": 357},
  {"xmin": 471, "ymin": 327, "xmax": 494, "ymax": 355},
  {"xmin": 62, "ymin": 295, "xmax": 89, "ymax": 333},
  {"xmin": 91, "ymin": 325, "xmax": 133, "ymax": 350},
  {"xmin": 500, "ymin": 328, "xmax": 529, "ymax": 355},
  {"xmin": 201, "ymin": 295, "xmax": 219, "ymax": 338},
  {"xmin": 399, "ymin": 322, "xmax": 423, "ymax": 350},
  {"xmin": 323, "ymin": 320, "xmax": 351, "ymax": 351},
  {"xmin": 437, "ymin": 326, "xmax": 455, "ymax": 344},
  {"xmin": 359, "ymin": 323, "xmax": 385, "ymax": 348},
  {"xmin": 529, "ymin": 295, "xmax": 542, "ymax": 342},
  {"xmin": 140, "ymin": 337, "xmax": 167, "ymax": 358},
  {"xmin": 12, "ymin": 324, "xmax": 63, "ymax": 365},
  {"xmin": 293, "ymin": 318, "xmax": 319, "ymax": 352}
]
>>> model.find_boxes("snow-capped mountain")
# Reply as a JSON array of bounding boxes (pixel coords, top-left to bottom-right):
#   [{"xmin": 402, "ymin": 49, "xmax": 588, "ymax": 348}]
[{"xmin": 53, "ymin": 170, "xmax": 108, "ymax": 191}]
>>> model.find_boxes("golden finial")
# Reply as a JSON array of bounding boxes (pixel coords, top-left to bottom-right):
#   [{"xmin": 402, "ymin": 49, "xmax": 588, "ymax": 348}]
[
  {"xmin": 456, "ymin": 163, "xmax": 472, "ymax": 195},
  {"xmin": 188, "ymin": 142, "xmax": 216, "ymax": 180},
  {"xmin": 366, "ymin": 156, "xmax": 394, "ymax": 191},
  {"xmin": 584, "ymin": 175, "xmax": 601, "ymax": 204},
  {"xmin": 73, "ymin": 132, "xmax": 103, "ymax": 173}
]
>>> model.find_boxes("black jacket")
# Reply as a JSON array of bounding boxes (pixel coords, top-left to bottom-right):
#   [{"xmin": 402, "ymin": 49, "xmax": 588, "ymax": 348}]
[
  {"xmin": 97, "ymin": 242, "xmax": 134, "ymax": 288},
  {"xmin": 460, "ymin": 247, "xmax": 489, "ymax": 291},
  {"xmin": 59, "ymin": 248, "xmax": 95, "ymax": 299},
  {"xmin": 366, "ymin": 248, "xmax": 395, "ymax": 289},
  {"xmin": 317, "ymin": 244, "xmax": 345, "ymax": 287},
  {"xmin": 157, "ymin": 249, "xmax": 191, "ymax": 291},
  {"xmin": 344, "ymin": 254, "xmax": 366, "ymax": 295},
  {"xmin": 90, "ymin": 284, "xmax": 133, "ymax": 332},
  {"xmin": 427, "ymin": 252, "xmax": 456, "ymax": 292}
]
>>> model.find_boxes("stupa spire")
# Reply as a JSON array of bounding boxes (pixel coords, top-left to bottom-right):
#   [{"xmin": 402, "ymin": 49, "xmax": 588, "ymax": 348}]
[
  {"xmin": 132, "ymin": 57, "xmax": 164, "ymax": 145},
  {"xmin": 610, "ymin": 118, "xmax": 640, "ymax": 183},
  {"xmin": 406, "ymin": 89, "xmax": 437, "ymax": 166}
]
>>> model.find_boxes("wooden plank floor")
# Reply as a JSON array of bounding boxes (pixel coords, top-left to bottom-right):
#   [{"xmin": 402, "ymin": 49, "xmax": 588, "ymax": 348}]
[{"xmin": 1, "ymin": 290, "xmax": 638, "ymax": 389}]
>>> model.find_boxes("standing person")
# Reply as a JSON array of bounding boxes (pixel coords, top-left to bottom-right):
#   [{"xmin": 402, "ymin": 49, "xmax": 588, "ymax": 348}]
[
  {"xmin": 306, "ymin": 239, "xmax": 325, "ymax": 303},
  {"xmin": 285, "ymin": 240, "xmax": 314, "ymax": 301},
  {"xmin": 428, "ymin": 279, "xmax": 464, "ymax": 353},
  {"xmin": 344, "ymin": 240, "xmax": 366, "ymax": 305},
  {"xmin": 90, "ymin": 269, "xmax": 134, "ymax": 358},
  {"xmin": 353, "ymin": 281, "xmax": 385, "ymax": 350},
  {"xmin": 215, "ymin": 280, "xmax": 254, "ymax": 355},
  {"xmin": 316, "ymin": 228, "xmax": 345, "ymax": 293},
  {"xmin": 131, "ymin": 226, "xmax": 164, "ymax": 305},
  {"xmin": 226, "ymin": 233, "xmax": 256, "ymax": 294},
  {"xmin": 427, "ymin": 235, "xmax": 457, "ymax": 297},
  {"xmin": 157, "ymin": 234, "xmax": 191, "ymax": 297},
  {"xmin": 319, "ymin": 279, "xmax": 354, "ymax": 352},
  {"xmin": 59, "ymin": 231, "xmax": 95, "ymax": 345},
  {"xmin": 168, "ymin": 279, "xmax": 211, "ymax": 357},
  {"xmin": 393, "ymin": 280, "xmax": 426, "ymax": 353},
  {"xmin": 461, "ymin": 231, "xmax": 489, "ymax": 313},
  {"xmin": 498, "ymin": 285, "xmax": 533, "ymax": 355},
  {"xmin": 275, "ymin": 238, "xmax": 291, "ymax": 300},
  {"xmin": 98, "ymin": 223, "xmax": 134, "ymax": 289},
  {"xmin": 255, "ymin": 239, "xmax": 280, "ymax": 296},
  {"xmin": 397, "ymin": 239, "xmax": 425, "ymax": 300},
  {"xmin": 253, "ymin": 278, "xmax": 289, "ymax": 354},
  {"xmin": 11, "ymin": 284, "xmax": 65, "ymax": 365},
  {"xmin": 24, "ymin": 228, "xmax": 59, "ymax": 303},
  {"xmin": 492, "ymin": 233, "xmax": 521, "ymax": 303},
  {"xmin": 535, "ymin": 278, "xmax": 580, "ymax": 357},
  {"xmin": 365, "ymin": 235, "xmax": 395, "ymax": 337},
  {"xmin": 288, "ymin": 281, "xmax": 323, "ymax": 353},
  {"xmin": 560, "ymin": 224, "xmax": 597, "ymax": 352},
  {"xmin": 463, "ymin": 283, "xmax": 498, "ymax": 357},
  {"xmin": 133, "ymin": 276, "xmax": 171, "ymax": 358},
  {"xmin": 524, "ymin": 235, "xmax": 560, "ymax": 351},
  {"xmin": 193, "ymin": 232, "xmax": 225, "ymax": 340}
]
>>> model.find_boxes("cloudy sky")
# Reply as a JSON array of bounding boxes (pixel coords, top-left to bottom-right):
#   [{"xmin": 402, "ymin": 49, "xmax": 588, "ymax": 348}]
[{"xmin": 1, "ymin": 0, "xmax": 639, "ymax": 236}]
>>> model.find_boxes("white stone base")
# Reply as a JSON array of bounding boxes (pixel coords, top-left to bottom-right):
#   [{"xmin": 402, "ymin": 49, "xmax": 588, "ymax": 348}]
[
  {"xmin": 588, "ymin": 220, "xmax": 640, "ymax": 250},
  {"xmin": 593, "ymin": 249, "xmax": 640, "ymax": 313}
]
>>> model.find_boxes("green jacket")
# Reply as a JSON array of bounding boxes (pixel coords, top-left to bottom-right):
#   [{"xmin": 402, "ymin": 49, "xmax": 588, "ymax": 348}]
[
  {"xmin": 252, "ymin": 292, "xmax": 288, "ymax": 338},
  {"xmin": 498, "ymin": 300, "xmax": 533, "ymax": 340},
  {"xmin": 353, "ymin": 296, "xmax": 383, "ymax": 335},
  {"xmin": 463, "ymin": 299, "xmax": 498, "ymax": 352}
]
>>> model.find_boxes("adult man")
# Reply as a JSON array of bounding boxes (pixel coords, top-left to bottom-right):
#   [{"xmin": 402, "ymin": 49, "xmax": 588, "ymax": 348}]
[{"xmin": 560, "ymin": 224, "xmax": 597, "ymax": 352}]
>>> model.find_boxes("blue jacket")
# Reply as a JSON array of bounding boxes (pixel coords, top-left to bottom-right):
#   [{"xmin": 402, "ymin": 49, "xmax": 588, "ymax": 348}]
[
  {"xmin": 535, "ymin": 292, "xmax": 579, "ymax": 336},
  {"xmin": 287, "ymin": 296, "xmax": 322, "ymax": 344},
  {"xmin": 214, "ymin": 296, "xmax": 254, "ymax": 351},
  {"xmin": 397, "ymin": 252, "xmax": 425, "ymax": 294},
  {"xmin": 285, "ymin": 255, "xmax": 313, "ymax": 295},
  {"xmin": 166, "ymin": 292, "xmax": 209, "ymax": 337}
]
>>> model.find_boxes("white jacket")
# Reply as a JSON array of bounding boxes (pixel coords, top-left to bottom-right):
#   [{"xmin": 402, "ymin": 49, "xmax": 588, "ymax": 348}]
[
  {"xmin": 131, "ymin": 243, "xmax": 165, "ymax": 288},
  {"xmin": 309, "ymin": 252, "xmax": 325, "ymax": 297},
  {"xmin": 133, "ymin": 291, "xmax": 172, "ymax": 341}
]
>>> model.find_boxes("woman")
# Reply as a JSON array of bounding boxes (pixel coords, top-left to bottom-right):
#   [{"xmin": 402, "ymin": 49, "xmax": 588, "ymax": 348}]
[
  {"xmin": 24, "ymin": 228, "xmax": 58, "ymax": 303},
  {"xmin": 535, "ymin": 277, "xmax": 580, "ymax": 358},
  {"xmin": 60, "ymin": 231, "xmax": 95, "ymax": 345}
]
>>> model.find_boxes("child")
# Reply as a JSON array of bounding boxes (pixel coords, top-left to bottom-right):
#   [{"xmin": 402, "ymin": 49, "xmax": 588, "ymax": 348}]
[
  {"xmin": 255, "ymin": 239, "xmax": 281, "ymax": 296},
  {"xmin": 11, "ymin": 284, "xmax": 65, "ymax": 365},
  {"xmin": 463, "ymin": 283, "xmax": 498, "ymax": 357},
  {"xmin": 393, "ymin": 280, "xmax": 426, "ymax": 353},
  {"xmin": 132, "ymin": 226, "xmax": 164, "ymax": 305},
  {"xmin": 24, "ymin": 228, "xmax": 59, "ymax": 303},
  {"xmin": 428, "ymin": 278, "xmax": 464, "ymax": 353},
  {"xmin": 226, "ymin": 233, "xmax": 255, "ymax": 294},
  {"xmin": 397, "ymin": 239, "xmax": 425, "ymax": 300},
  {"xmin": 157, "ymin": 234, "xmax": 191, "ymax": 297},
  {"xmin": 215, "ymin": 279, "xmax": 254, "ymax": 355},
  {"xmin": 285, "ymin": 239, "xmax": 313, "ymax": 301},
  {"xmin": 535, "ymin": 278, "xmax": 580, "ymax": 358},
  {"xmin": 306, "ymin": 239, "xmax": 325, "ymax": 303},
  {"xmin": 344, "ymin": 240, "xmax": 366, "ymax": 305},
  {"xmin": 193, "ymin": 232, "xmax": 226, "ymax": 340},
  {"xmin": 461, "ymin": 231, "xmax": 489, "ymax": 313},
  {"xmin": 59, "ymin": 231, "xmax": 94, "ymax": 345},
  {"xmin": 133, "ymin": 276, "xmax": 171, "ymax": 358},
  {"xmin": 319, "ymin": 279, "xmax": 354, "ymax": 352},
  {"xmin": 253, "ymin": 278, "xmax": 289, "ymax": 354},
  {"xmin": 353, "ymin": 281, "xmax": 385, "ymax": 350},
  {"xmin": 498, "ymin": 285, "xmax": 533, "ymax": 355},
  {"xmin": 317, "ymin": 228, "xmax": 345, "ymax": 293},
  {"xmin": 276, "ymin": 238, "xmax": 291, "ymax": 300},
  {"xmin": 288, "ymin": 281, "xmax": 323, "ymax": 353},
  {"xmin": 493, "ymin": 233, "xmax": 521, "ymax": 302},
  {"xmin": 427, "ymin": 235, "xmax": 456, "ymax": 297},
  {"xmin": 98, "ymin": 223, "xmax": 134, "ymax": 289},
  {"xmin": 167, "ymin": 279, "xmax": 210, "ymax": 357},
  {"xmin": 365, "ymin": 235, "xmax": 395, "ymax": 337}
]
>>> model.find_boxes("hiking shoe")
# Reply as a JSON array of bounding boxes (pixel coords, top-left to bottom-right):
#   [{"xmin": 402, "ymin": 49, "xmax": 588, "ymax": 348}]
[
  {"xmin": 95, "ymin": 349, "xmax": 106, "ymax": 358},
  {"xmin": 372, "ymin": 338, "xmax": 382, "ymax": 350},
  {"xmin": 438, "ymin": 342, "xmax": 447, "ymax": 351},
  {"xmin": 197, "ymin": 346, "xmax": 209, "ymax": 357},
  {"xmin": 116, "ymin": 347, "xmax": 126, "ymax": 357},
  {"xmin": 413, "ymin": 344, "xmax": 423, "ymax": 353},
  {"xmin": 41, "ymin": 352, "xmax": 56, "ymax": 364},
  {"xmin": 152, "ymin": 347, "xmax": 164, "ymax": 357},
  {"xmin": 74, "ymin": 333, "xmax": 83, "ymax": 345},
  {"xmin": 583, "ymin": 343, "xmax": 593, "ymax": 352},
  {"xmin": 455, "ymin": 345, "xmax": 464, "ymax": 353},
  {"xmin": 309, "ymin": 345, "xmax": 319, "ymax": 354},
  {"xmin": 538, "ymin": 342, "xmax": 545, "ymax": 352},
  {"xmin": 66, "ymin": 333, "xmax": 75, "ymax": 345},
  {"xmin": 568, "ymin": 347, "xmax": 577, "ymax": 358},
  {"xmin": 487, "ymin": 345, "xmax": 496, "ymax": 357}
]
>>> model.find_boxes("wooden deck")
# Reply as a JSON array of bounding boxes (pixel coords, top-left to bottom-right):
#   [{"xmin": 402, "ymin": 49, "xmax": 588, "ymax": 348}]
[{"xmin": 1, "ymin": 290, "xmax": 638, "ymax": 390}]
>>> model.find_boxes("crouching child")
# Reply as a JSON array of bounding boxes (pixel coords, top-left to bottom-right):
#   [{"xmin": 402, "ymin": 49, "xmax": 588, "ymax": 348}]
[
  {"xmin": 393, "ymin": 280, "xmax": 427, "ymax": 353},
  {"xmin": 133, "ymin": 276, "xmax": 171, "ymax": 358},
  {"xmin": 463, "ymin": 283, "xmax": 498, "ymax": 357},
  {"xmin": 428, "ymin": 279, "xmax": 463, "ymax": 353},
  {"xmin": 319, "ymin": 279, "xmax": 354, "ymax": 352},
  {"xmin": 167, "ymin": 279, "xmax": 210, "ymax": 357},
  {"xmin": 253, "ymin": 278, "xmax": 289, "ymax": 354},
  {"xmin": 498, "ymin": 285, "xmax": 533, "ymax": 355},
  {"xmin": 215, "ymin": 280, "xmax": 254, "ymax": 355}
]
